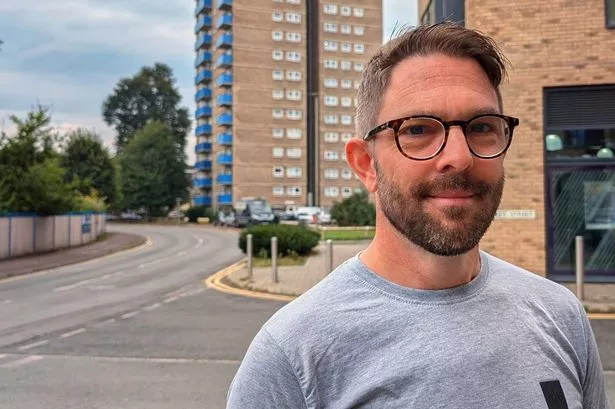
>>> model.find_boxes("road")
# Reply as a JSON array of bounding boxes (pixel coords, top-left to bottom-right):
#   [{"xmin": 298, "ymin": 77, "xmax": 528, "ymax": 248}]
[{"xmin": 0, "ymin": 224, "xmax": 613, "ymax": 408}]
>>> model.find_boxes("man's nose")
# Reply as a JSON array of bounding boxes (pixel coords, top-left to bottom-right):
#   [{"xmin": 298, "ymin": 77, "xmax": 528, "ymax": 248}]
[{"xmin": 434, "ymin": 126, "xmax": 474, "ymax": 173}]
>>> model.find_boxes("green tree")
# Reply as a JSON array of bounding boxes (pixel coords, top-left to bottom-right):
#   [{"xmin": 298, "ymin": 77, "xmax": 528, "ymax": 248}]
[
  {"xmin": 61, "ymin": 129, "xmax": 119, "ymax": 208},
  {"xmin": 119, "ymin": 122, "xmax": 189, "ymax": 218},
  {"xmin": 330, "ymin": 190, "xmax": 376, "ymax": 226},
  {"xmin": 102, "ymin": 63, "xmax": 190, "ymax": 154}
]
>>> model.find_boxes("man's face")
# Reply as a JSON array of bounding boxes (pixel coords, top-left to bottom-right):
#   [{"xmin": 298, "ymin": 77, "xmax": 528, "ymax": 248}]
[{"xmin": 373, "ymin": 54, "xmax": 506, "ymax": 256}]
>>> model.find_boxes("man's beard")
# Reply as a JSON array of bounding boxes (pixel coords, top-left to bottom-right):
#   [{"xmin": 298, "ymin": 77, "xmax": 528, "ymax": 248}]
[{"xmin": 375, "ymin": 160, "xmax": 504, "ymax": 256}]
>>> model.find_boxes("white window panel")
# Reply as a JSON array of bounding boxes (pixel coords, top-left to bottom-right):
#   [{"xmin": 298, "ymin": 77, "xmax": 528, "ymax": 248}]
[
  {"xmin": 323, "ymin": 40, "xmax": 338, "ymax": 51},
  {"xmin": 272, "ymin": 109, "xmax": 284, "ymax": 119},
  {"xmin": 323, "ymin": 114, "xmax": 338, "ymax": 125},
  {"xmin": 353, "ymin": 7, "xmax": 364, "ymax": 17},
  {"xmin": 354, "ymin": 80, "xmax": 361, "ymax": 89},
  {"xmin": 272, "ymin": 70, "xmax": 284, "ymax": 80},
  {"xmin": 341, "ymin": 115, "xmax": 352, "ymax": 125},
  {"xmin": 324, "ymin": 186, "xmax": 339, "ymax": 197},
  {"xmin": 324, "ymin": 132, "xmax": 339, "ymax": 143},
  {"xmin": 342, "ymin": 168, "xmax": 353, "ymax": 179},
  {"xmin": 286, "ymin": 32, "xmax": 301, "ymax": 42},
  {"xmin": 286, "ymin": 70, "xmax": 302, "ymax": 81},
  {"xmin": 341, "ymin": 132, "xmax": 353, "ymax": 142},
  {"xmin": 341, "ymin": 43, "xmax": 352, "ymax": 53},
  {"xmin": 323, "ymin": 78, "xmax": 338, "ymax": 88},
  {"xmin": 273, "ymin": 0, "xmax": 282, "ymax": 2},
  {"xmin": 341, "ymin": 60, "xmax": 352, "ymax": 70},
  {"xmin": 340, "ymin": 24, "xmax": 351, "ymax": 34},
  {"xmin": 341, "ymin": 151, "xmax": 347, "ymax": 161},
  {"xmin": 323, "ymin": 22, "xmax": 337, "ymax": 32},
  {"xmin": 324, "ymin": 168, "xmax": 339, "ymax": 179},
  {"xmin": 340, "ymin": 6, "xmax": 351, "ymax": 16},
  {"xmin": 287, "ymin": 186, "xmax": 302, "ymax": 196},
  {"xmin": 354, "ymin": 62, "xmax": 364, "ymax": 72},
  {"xmin": 272, "ymin": 11, "xmax": 283, "ymax": 22},
  {"xmin": 342, "ymin": 187, "xmax": 353, "ymax": 197},
  {"xmin": 286, "ymin": 12, "xmax": 301, "ymax": 23},
  {"xmin": 341, "ymin": 79, "xmax": 352, "ymax": 89},
  {"xmin": 354, "ymin": 43, "xmax": 364, "ymax": 54},
  {"xmin": 272, "ymin": 89, "xmax": 284, "ymax": 100},
  {"xmin": 272, "ymin": 50, "xmax": 284, "ymax": 61},
  {"xmin": 286, "ymin": 0, "xmax": 301, "ymax": 4},
  {"xmin": 286, "ymin": 51, "xmax": 301, "ymax": 62},
  {"xmin": 287, "ymin": 128, "xmax": 302, "ymax": 139},
  {"xmin": 287, "ymin": 147, "xmax": 302, "ymax": 158},
  {"xmin": 341, "ymin": 97, "xmax": 352, "ymax": 107},
  {"xmin": 272, "ymin": 31, "xmax": 283, "ymax": 41},
  {"xmin": 272, "ymin": 128, "xmax": 284, "ymax": 138},
  {"xmin": 273, "ymin": 166, "xmax": 284, "ymax": 178},
  {"xmin": 273, "ymin": 147, "xmax": 284, "ymax": 158},
  {"xmin": 324, "ymin": 95, "xmax": 338, "ymax": 106},
  {"xmin": 286, "ymin": 167, "xmax": 302, "ymax": 178},
  {"xmin": 353, "ymin": 26, "xmax": 365, "ymax": 36},
  {"xmin": 286, "ymin": 89, "xmax": 302, "ymax": 101},
  {"xmin": 324, "ymin": 150, "xmax": 339, "ymax": 160},
  {"xmin": 273, "ymin": 186, "xmax": 284, "ymax": 196},
  {"xmin": 323, "ymin": 59, "xmax": 338, "ymax": 69},
  {"xmin": 286, "ymin": 109, "xmax": 302, "ymax": 120},
  {"xmin": 323, "ymin": 4, "xmax": 337, "ymax": 14}
]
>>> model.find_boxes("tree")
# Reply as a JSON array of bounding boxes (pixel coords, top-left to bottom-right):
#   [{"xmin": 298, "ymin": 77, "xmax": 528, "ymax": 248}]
[
  {"xmin": 119, "ymin": 122, "xmax": 189, "ymax": 218},
  {"xmin": 102, "ymin": 63, "xmax": 190, "ymax": 154},
  {"xmin": 330, "ymin": 190, "xmax": 376, "ymax": 226},
  {"xmin": 61, "ymin": 129, "xmax": 120, "ymax": 208}
]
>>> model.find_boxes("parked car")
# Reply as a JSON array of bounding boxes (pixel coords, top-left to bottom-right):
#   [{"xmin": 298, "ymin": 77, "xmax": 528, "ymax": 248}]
[
  {"xmin": 214, "ymin": 208, "xmax": 236, "ymax": 227},
  {"xmin": 234, "ymin": 198, "xmax": 276, "ymax": 227}
]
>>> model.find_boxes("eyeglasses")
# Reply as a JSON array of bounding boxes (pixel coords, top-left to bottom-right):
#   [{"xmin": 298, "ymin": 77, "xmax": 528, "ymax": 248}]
[{"xmin": 364, "ymin": 114, "xmax": 520, "ymax": 160}]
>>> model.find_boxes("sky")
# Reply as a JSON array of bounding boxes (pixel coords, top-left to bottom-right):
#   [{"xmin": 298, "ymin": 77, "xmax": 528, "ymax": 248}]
[{"xmin": 0, "ymin": 0, "xmax": 417, "ymax": 163}]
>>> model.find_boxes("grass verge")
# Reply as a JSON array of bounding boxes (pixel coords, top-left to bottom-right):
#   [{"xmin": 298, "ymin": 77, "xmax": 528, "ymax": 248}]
[
  {"xmin": 322, "ymin": 229, "xmax": 375, "ymax": 241},
  {"xmin": 251, "ymin": 255, "xmax": 308, "ymax": 267}
]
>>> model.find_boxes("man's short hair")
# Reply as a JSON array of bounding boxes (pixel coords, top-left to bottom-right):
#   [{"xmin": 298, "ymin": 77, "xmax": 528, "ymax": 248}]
[{"xmin": 355, "ymin": 22, "xmax": 510, "ymax": 139}]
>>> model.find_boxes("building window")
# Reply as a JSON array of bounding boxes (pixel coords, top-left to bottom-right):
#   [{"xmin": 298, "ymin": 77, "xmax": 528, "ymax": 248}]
[
  {"xmin": 286, "ymin": 51, "xmax": 301, "ymax": 62},
  {"xmin": 286, "ymin": 167, "xmax": 302, "ymax": 178},
  {"xmin": 354, "ymin": 80, "xmax": 361, "ymax": 89},
  {"xmin": 341, "ymin": 79, "xmax": 352, "ymax": 89},
  {"xmin": 286, "ymin": 32, "xmax": 301, "ymax": 42},
  {"xmin": 341, "ymin": 42, "xmax": 352, "ymax": 53},
  {"xmin": 354, "ymin": 62, "xmax": 364, "ymax": 72},
  {"xmin": 286, "ymin": 0, "xmax": 301, "ymax": 4},
  {"xmin": 340, "ymin": 24, "xmax": 351, "ymax": 34},
  {"xmin": 287, "ymin": 128, "xmax": 302, "ymax": 139},
  {"xmin": 342, "ymin": 187, "xmax": 353, "ymax": 197},
  {"xmin": 324, "ymin": 186, "xmax": 339, "ymax": 197},
  {"xmin": 272, "ymin": 11, "xmax": 283, "ymax": 22},
  {"xmin": 324, "ymin": 168, "xmax": 339, "ymax": 179},
  {"xmin": 272, "ymin": 128, "xmax": 284, "ymax": 138},
  {"xmin": 324, "ymin": 95, "xmax": 339, "ymax": 106},
  {"xmin": 286, "ymin": 12, "xmax": 301, "ymax": 23},
  {"xmin": 353, "ymin": 26, "xmax": 365, "ymax": 36},
  {"xmin": 324, "ymin": 114, "xmax": 339, "ymax": 125},
  {"xmin": 353, "ymin": 7, "xmax": 364, "ymax": 17},
  {"xmin": 324, "ymin": 78, "xmax": 338, "ymax": 88},
  {"xmin": 273, "ymin": 166, "xmax": 284, "ymax": 178},
  {"xmin": 273, "ymin": 186, "xmax": 284, "ymax": 196},
  {"xmin": 286, "ymin": 109, "xmax": 302, "ymax": 120},
  {"xmin": 341, "ymin": 115, "xmax": 353, "ymax": 125},
  {"xmin": 272, "ymin": 50, "xmax": 283, "ymax": 61},
  {"xmin": 324, "ymin": 132, "xmax": 339, "ymax": 142},
  {"xmin": 340, "ymin": 6, "xmax": 351, "ymax": 16},
  {"xmin": 272, "ymin": 70, "xmax": 284, "ymax": 80},
  {"xmin": 354, "ymin": 43, "xmax": 364, "ymax": 54},
  {"xmin": 340, "ymin": 60, "xmax": 352, "ymax": 70},
  {"xmin": 341, "ymin": 97, "xmax": 352, "ymax": 107},
  {"xmin": 287, "ymin": 147, "xmax": 302, "ymax": 158},
  {"xmin": 342, "ymin": 168, "xmax": 353, "ymax": 179},
  {"xmin": 323, "ymin": 59, "xmax": 338, "ymax": 69},
  {"xmin": 341, "ymin": 132, "xmax": 353, "ymax": 142},
  {"xmin": 273, "ymin": 147, "xmax": 284, "ymax": 157},
  {"xmin": 608, "ymin": 0, "xmax": 615, "ymax": 27},
  {"xmin": 272, "ymin": 31, "xmax": 283, "ymax": 41},
  {"xmin": 287, "ymin": 186, "xmax": 302, "ymax": 196},
  {"xmin": 272, "ymin": 109, "xmax": 284, "ymax": 119},
  {"xmin": 286, "ymin": 89, "xmax": 302, "ymax": 101},
  {"xmin": 324, "ymin": 40, "xmax": 338, "ymax": 51},
  {"xmin": 324, "ymin": 150, "xmax": 339, "ymax": 160},
  {"xmin": 323, "ymin": 4, "xmax": 337, "ymax": 14},
  {"xmin": 323, "ymin": 22, "xmax": 338, "ymax": 32},
  {"xmin": 272, "ymin": 89, "xmax": 284, "ymax": 100},
  {"xmin": 286, "ymin": 70, "xmax": 302, "ymax": 81}
]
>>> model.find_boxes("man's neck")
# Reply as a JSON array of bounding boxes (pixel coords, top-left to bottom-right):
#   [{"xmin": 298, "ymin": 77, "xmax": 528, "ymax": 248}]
[{"xmin": 360, "ymin": 225, "xmax": 482, "ymax": 290}]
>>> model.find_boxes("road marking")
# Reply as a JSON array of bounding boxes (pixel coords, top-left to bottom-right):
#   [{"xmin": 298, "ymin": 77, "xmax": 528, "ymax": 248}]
[
  {"xmin": 0, "ymin": 354, "xmax": 6, "ymax": 360},
  {"xmin": 1, "ymin": 355, "xmax": 43, "ymax": 368},
  {"xmin": 54, "ymin": 354, "xmax": 241, "ymax": 365},
  {"xmin": 194, "ymin": 236, "xmax": 204, "ymax": 249},
  {"xmin": 60, "ymin": 328, "xmax": 86, "ymax": 339},
  {"xmin": 143, "ymin": 303, "xmax": 161, "ymax": 312},
  {"xmin": 177, "ymin": 251, "xmax": 187, "ymax": 257},
  {"xmin": 93, "ymin": 318, "xmax": 116, "ymax": 328},
  {"xmin": 163, "ymin": 296, "xmax": 179, "ymax": 304},
  {"xmin": 121, "ymin": 311, "xmax": 140, "ymax": 319},
  {"xmin": 3, "ymin": 300, "xmax": 12, "ymax": 304},
  {"xmin": 18, "ymin": 340, "xmax": 49, "ymax": 351},
  {"xmin": 138, "ymin": 258, "xmax": 168, "ymax": 269},
  {"xmin": 53, "ymin": 271, "xmax": 123, "ymax": 292}
]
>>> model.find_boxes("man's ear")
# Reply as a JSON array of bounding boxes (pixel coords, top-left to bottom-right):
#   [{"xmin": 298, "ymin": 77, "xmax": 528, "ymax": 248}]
[{"xmin": 345, "ymin": 138, "xmax": 377, "ymax": 193}]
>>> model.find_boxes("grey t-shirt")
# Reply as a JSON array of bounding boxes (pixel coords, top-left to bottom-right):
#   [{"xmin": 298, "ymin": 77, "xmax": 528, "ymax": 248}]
[{"xmin": 227, "ymin": 252, "xmax": 609, "ymax": 409}]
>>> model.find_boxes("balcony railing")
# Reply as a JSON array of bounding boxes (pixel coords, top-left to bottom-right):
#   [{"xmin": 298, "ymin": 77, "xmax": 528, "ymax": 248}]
[
  {"xmin": 216, "ymin": 94, "xmax": 232, "ymax": 107},
  {"xmin": 215, "ymin": 54, "xmax": 232, "ymax": 68},
  {"xmin": 216, "ymin": 154, "xmax": 233, "ymax": 165},
  {"xmin": 215, "ymin": 73, "xmax": 232, "ymax": 88},
  {"xmin": 216, "ymin": 14, "xmax": 232, "ymax": 30},
  {"xmin": 193, "ymin": 195, "xmax": 212, "ymax": 206},
  {"xmin": 194, "ymin": 70, "xmax": 212, "ymax": 84},
  {"xmin": 195, "ymin": 124, "xmax": 212, "ymax": 136},
  {"xmin": 216, "ymin": 132, "xmax": 232, "ymax": 145},
  {"xmin": 194, "ymin": 16, "xmax": 212, "ymax": 32},
  {"xmin": 194, "ymin": 88, "xmax": 212, "ymax": 101},
  {"xmin": 215, "ymin": 34, "xmax": 232, "ymax": 49},
  {"xmin": 217, "ymin": 194, "xmax": 233, "ymax": 205},
  {"xmin": 195, "ymin": 34, "xmax": 212, "ymax": 50},
  {"xmin": 195, "ymin": 106, "xmax": 212, "ymax": 118},
  {"xmin": 195, "ymin": 142, "xmax": 212, "ymax": 153},
  {"xmin": 194, "ymin": 160, "xmax": 212, "ymax": 170},
  {"xmin": 195, "ymin": 51, "xmax": 212, "ymax": 67},
  {"xmin": 216, "ymin": 113, "xmax": 232, "ymax": 126},
  {"xmin": 195, "ymin": 0, "xmax": 212, "ymax": 15},
  {"xmin": 216, "ymin": 174, "xmax": 233, "ymax": 184},
  {"xmin": 217, "ymin": 0, "xmax": 232, "ymax": 10},
  {"xmin": 194, "ymin": 178, "xmax": 213, "ymax": 188}
]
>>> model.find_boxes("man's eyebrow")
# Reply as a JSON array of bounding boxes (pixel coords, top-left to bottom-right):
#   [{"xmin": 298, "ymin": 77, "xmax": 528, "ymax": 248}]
[{"xmin": 397, "ymin": 108, "xmax": 501, "ymax": 119}]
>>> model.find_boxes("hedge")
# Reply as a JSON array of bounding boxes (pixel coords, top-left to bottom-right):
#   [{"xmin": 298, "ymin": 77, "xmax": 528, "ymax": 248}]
[{"xmin": 238, "ymin": 224, "xmax": 320, "ymax": 257}]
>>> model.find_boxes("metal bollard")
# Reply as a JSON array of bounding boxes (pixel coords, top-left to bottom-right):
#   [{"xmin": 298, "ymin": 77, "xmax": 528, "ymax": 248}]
[
  {"xmin": 325, "ymin": 239, "xmax": 334, "ymax": 274},
  {"xmin": 575, "ymin": 236, "xmax": 584, "ymax": 301},
  {"xmin": 247, "ymin": 234, "xmax": 253, "ymax": 279},
  {"xmin": 271, "ymin": 237, "xmax": 278, "ymax": 283}
]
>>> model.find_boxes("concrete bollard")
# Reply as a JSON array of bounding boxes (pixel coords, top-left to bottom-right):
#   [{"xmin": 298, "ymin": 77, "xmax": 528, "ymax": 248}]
[
  {"xmin": 247, "ymin": 234, "xmax": 253, "ymax": 279},
  {"xmin": 271, "ymin": 237, "xmax": 278, "ymax": 283},
  {"xmin": 575, "ymin": 236, "xmax": 584, "ymax": 301},
  {"xmin": 325, "ymin": 239, "xmax": 333, "ymax": 274}
]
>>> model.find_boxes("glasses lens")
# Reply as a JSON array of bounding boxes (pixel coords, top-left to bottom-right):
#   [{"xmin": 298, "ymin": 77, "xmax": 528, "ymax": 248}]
[
  {"xmin": 397, "ymin": 117, "xmax": 445, "ymax": 159},
  {"xmin": 466, "ymin": 116, "xmax": 510, "ymax": 157}
]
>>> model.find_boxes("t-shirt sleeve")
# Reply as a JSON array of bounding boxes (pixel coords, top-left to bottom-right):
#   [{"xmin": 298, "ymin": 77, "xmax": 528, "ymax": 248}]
[
  {"xmin": 227, "ymin": 327, "xmax": 309, "ymax": 409},
  {"xmin": 577, "ymin": 303, "xmax": 610, "ymax": 408}
]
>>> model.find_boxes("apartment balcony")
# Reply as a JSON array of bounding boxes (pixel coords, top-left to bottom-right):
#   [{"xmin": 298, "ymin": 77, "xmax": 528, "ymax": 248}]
[
  {"xmin": 216, "ymin": 174, "xmax": 233, "ymax": 185},
  {"xmin": 195, "ymin": 0, "xmax": 212, "ymax": 15},
  {"xmin": 195, "ymin": 124, "xmax": 212, "ymax": 136},
  {"xmin": 195, "ymin": 51, "xmax": 212, "ymax": 67},
  {"xmin": 215, "ymin": 73, "xmax": 232, "ymax": 88},
  {"xmin": 217, "ymin": 194, "xmax": 233, "ymax": 205},
  {"xmin": 195, "ymin": 106, "xmax": 212, "ymax": 118},
  {"xmin": 193, "ymin": 177, "xmax": 213, "ymax": 188},
  {"xmin": 215, "ymin": 54, "xmax": 232, "ymax": 68},
  {"xmin": 194, "ymin": 160, "xmax": 212, "ymax": 171},
  {"xmin": 216, "ymin": 14, "xmax": 232, "ymax": 30},
  {"xmin": 193, "ymin": 195, "xmax": 212, "ymax": 206},
  {"xmin": 216, "ymin": 153, "xmax": 233, "ymax": 165},
  {"xmin": 216, "ymin": 94, "xmax": 232, "ymax": 107},
  {"xmin": 194, "ymin": 70, "xmax": 212, "ymax": 85},
  {"xmin": 215, "ymin": 34, "xmax": 232, "ymax": 49},
  {"xmin": 195, "ymin": 142, "xmax": 212, "ymax": 153},
  {"xmin": 216, "ymin": 132, "xmax": 232, "ymax": 145},
  {"xmin": 195, "ymin": 34, "xmax": 212, "ymax": 50},
  {"xmin": 216, "ymin": 113, "xmax": 232, "ymax": 126},
  {"xmin": 194, "ymin": 88, "xmax": 212, "ymax": 101},
  {"xmin": 217, "ymin": 0, "xmax": 232, "ymax": 10},
  {"xmin": 194, "ymin": 16, "xmax": 212, "ymax": 33}
]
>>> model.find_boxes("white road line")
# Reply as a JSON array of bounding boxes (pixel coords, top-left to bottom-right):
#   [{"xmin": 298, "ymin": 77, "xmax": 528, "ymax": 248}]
[
  {"xmin": 163, "ymin": 296, "xmax": 179, "ymax": 304},
  {"xmin": 143, "ymin": 303, "xmax": 161, "ymax": 312},
  {"xmin": 60, "ymin": 328, "xmax": 86, "ymax": 339},
  {"xmin": 93, "ymin": 318, "xmax": 116, "ymax": 328},
  {"xmin": 3, "ymin": 300, "xmax": 12, "ymax": 304},
  {"xmin": 18, "ymin": 340, "xmax": 49, "ymax": 351},
  {"xmin": 194, "ymin": 236, "xmax": 204, "ymax": 249},
  {"xmin": 1, "ymin": 355, "xmax": 43, "ymax": 368},
  {"xmin": 193, "ymin": 288, "xmax": 205, "ymax": 295},
  {"xmin": 0, "ymin": 354, "xmax": 7, "ymax": 360},
  {"xmin": 121, "ymin": 311, "xmax": 140, "ymax": 319},
  {"xmin": 53, "ymin": 272, "xmax": 123, "ymax": 292},
  {"xmin": 177, "ymin": 251, "xmax": 187, "ymax": 257}
]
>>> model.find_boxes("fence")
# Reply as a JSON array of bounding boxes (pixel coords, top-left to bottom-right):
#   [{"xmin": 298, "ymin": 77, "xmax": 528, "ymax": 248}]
[{"xmin": 0, "ymin": 212, "xmax": 106, "ymax": 260}]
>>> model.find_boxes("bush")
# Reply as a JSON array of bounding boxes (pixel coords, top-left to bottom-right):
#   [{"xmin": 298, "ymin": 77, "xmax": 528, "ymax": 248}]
[
  {"xmin": 186, "ymin": 205, "xmax": 214, "ymax": 223},
  {"xmin": 238, "ymin": 224, "xmax": 320, "ymax": 257},
  {"xmin": 330, "ymin": 190, "xmax": 375, "ymax": 226}
]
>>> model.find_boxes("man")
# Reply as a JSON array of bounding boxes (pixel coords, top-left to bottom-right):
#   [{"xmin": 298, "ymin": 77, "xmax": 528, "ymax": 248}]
[{"xmin": 227, "ymin": 23, "xmax": 609, "ymax": 408}]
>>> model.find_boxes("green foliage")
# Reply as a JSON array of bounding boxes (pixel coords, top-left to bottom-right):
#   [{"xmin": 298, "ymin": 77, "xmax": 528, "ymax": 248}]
[
  {"xmin": 238, "ymin": 224, "xmax": 320, "ymax": 257},
  {"xmin": 61, "ymin": 129, "xmax": 119, "ymax": 208},
  {"xmin": 186, "ymin": 205, "xmax": 214, "ymax": 223},
  {"xmin": 118, "ymin": 122, "xmax": 189, "ymax": 218},
  {"xmin": 74, "ymin": 189, "xmax": 108, "ymax": 213},
  {"xmin": 102, "ymin": 63, "xmax": 191, "ymax": 154},
  {"xmin": 330, "ymin": 190, "xmax": 376, "ymax": 226}
]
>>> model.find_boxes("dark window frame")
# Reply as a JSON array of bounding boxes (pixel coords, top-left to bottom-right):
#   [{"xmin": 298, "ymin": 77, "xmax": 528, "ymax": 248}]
[{"xmin": 607, "ymin": 0, "xmax": 615, "ymax": 28}]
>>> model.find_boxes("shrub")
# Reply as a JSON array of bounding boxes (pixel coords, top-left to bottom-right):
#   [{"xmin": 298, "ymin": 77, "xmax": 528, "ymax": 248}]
[
  {"xmin": 330, "ymin": 190, "xmax": 375, "ymax": 226},
  {"xmin": 238, "ymin": 224, "xmax": 320, "ymax": 257},
  {"xmin": 186, "ymin": 205, "xmax": 214, "ymax": 223}
]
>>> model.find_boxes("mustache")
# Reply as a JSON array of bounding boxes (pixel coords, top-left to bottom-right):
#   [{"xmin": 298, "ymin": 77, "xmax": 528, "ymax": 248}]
[{"xmin": 414, "ymin": 173, "xmax": 493, "ymax": 198}]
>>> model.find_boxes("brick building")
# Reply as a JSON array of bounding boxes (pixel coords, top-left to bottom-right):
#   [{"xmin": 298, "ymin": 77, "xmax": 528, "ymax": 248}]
[
  {"xmin": 419, "ymin": 0, "xmax": 615, "ymax": 281},
  {"xmin": 193, "ymin": 0, "xmax": 382, "ymax": 211}
]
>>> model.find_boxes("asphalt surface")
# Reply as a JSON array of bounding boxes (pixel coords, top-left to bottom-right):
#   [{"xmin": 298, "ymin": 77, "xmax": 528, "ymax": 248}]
[{"xmin": 0, "ymin": 223, "xmax": 613, "ymax": 407}]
